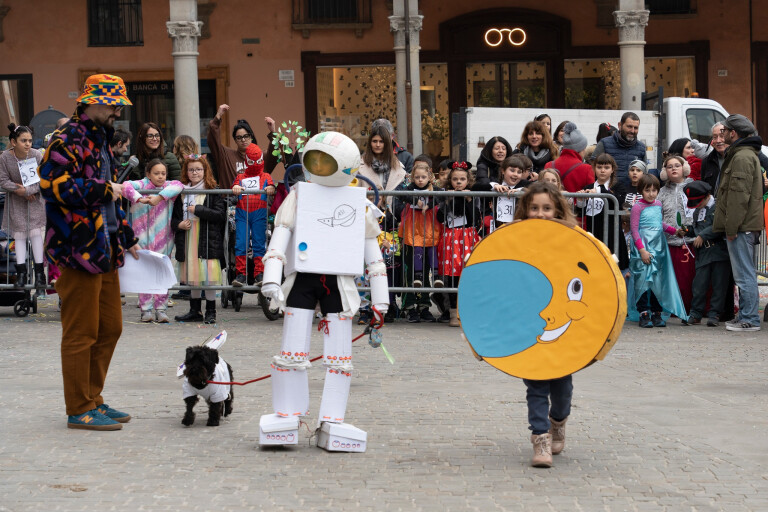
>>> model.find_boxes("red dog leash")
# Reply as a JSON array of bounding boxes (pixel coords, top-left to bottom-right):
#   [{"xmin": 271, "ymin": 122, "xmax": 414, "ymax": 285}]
[{"xmin": 206, "ymin": 307, "xmax": 384, "ymax": 386}]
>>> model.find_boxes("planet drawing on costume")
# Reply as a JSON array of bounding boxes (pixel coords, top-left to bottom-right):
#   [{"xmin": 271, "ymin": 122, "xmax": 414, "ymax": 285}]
[
  {"xmin": 318, "ymin": 204, "xmax": 356, "ymax": 227},
  {"xmin": 458, "ymin": 219, "xmax": 626, "ymax": 380}
]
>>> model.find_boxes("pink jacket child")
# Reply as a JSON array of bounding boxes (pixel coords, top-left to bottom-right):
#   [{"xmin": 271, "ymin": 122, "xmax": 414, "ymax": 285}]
[{"xmin": 122, "ymin": 176, "xmax": 184, "ymax": 322}]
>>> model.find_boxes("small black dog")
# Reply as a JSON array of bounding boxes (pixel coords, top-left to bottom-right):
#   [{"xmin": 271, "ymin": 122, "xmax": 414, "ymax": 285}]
[{"xmin": 182, "ymin": 346, "xmax": 234, "ymax": 427}]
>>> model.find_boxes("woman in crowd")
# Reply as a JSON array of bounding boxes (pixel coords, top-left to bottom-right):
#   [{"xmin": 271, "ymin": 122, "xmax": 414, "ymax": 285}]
[
  {"xmin": 513, "ymin": 121, "xmax": 558, "ymax": 175},
  {"xmin": 473, "ymin": 135, "xmax": 513, "ymax": 191},
  {"xmin": 173, "ymin": 134, "xmax": 199, "ymax": 164},
  {"xmin": 129, "ymin": 122, "xmax": 181, "ymax": 182}
]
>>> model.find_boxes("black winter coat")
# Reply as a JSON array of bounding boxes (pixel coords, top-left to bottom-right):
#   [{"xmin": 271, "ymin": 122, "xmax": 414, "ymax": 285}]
[{"xmin": 172, "ymin": 192, "xmax": 227, "ymax": 262}]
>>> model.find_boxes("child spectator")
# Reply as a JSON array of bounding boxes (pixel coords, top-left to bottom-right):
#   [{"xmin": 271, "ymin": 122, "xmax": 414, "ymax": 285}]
[
  {"xmin": 580, "ymin": 153, "xmax": 629, "ymax": 270},
  {"xmin": 511, "ymin": 181, "xmax": 577, "ymax": 468},
  {"xmin": 172, "ymin": 155, "xmax": 227, "ymax": 324},
  {"xmin": 434, "ymin": 159, "xmax": 451, "ymax": 189},
  {"xmin": 231, "ymin": 143, "xmax": 275, "ymax": 287},
  {"xmin": 122, "ymin": 158, "xmax": 184, "ymax": 322},
  {"xmin": 682, "ymin": 181, "xmax": 731, "ymax": 326},
  {"xmin": 0, "ymin": 124, "xmax": 45, "ymax": 291},
  {"xmin": 435, "ymin": 161, "xmax": 482, "ymax": 326},
  {"xmin": 657, "ymin": 155, "xmax": 695, "ymax": 311},
  {"xmin": 629, "ymin": 174, "xmax": 688, "ymax": 328},
  {"xmin": 619, "ymin": 159, "xmax": 647, "ymax": 210},
  {"xmin": 395, "ymin": 161, "xmax": 442, "ymax": 323},
  {"xmin": 491, "ymin": 155, "xmax": 532, "ymax": 229}
]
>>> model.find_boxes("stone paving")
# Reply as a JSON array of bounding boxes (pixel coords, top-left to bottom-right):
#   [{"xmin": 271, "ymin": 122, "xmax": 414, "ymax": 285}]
[{"xmin": 1, "ymin": 293, "xmax": 767, "ymax": 511}]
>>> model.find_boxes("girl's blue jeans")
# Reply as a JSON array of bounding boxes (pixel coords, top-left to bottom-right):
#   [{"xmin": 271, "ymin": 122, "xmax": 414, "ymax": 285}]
[{"xmin": 523, "ymin": 375, "xmax": 573, "ymax": 435}]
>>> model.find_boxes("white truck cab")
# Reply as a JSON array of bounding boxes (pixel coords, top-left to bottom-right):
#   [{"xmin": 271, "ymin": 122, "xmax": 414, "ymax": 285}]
[{"xmin": 453, "ymin": 96, "xmax": 737, "ymax": 173}]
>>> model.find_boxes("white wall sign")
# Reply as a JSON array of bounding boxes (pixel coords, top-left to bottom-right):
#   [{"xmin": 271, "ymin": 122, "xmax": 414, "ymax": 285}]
[{"xmin": 278, "ymin": 70, "xmax": 295, "ymax": 81}]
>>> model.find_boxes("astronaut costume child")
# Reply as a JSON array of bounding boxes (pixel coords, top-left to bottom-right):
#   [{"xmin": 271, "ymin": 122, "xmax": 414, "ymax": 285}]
[{"xmin": 259, "ymin": 131, "xmax": 389, "ymax": 450}]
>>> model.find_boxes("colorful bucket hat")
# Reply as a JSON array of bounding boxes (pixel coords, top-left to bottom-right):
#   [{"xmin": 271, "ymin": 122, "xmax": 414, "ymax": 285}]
[{"xmin": 76, "ymin": 74, "xmax": 133, "ymax": 106}]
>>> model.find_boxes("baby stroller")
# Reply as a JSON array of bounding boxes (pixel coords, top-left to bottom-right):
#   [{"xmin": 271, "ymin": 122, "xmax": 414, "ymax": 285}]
[{"xmin": 0, "ymin": 230, "xmax": 37, "ymax": 317}]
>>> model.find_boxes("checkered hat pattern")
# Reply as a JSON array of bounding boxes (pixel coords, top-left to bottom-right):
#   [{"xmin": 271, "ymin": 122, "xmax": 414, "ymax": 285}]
[{"xmin": 76, "ymin": 74, "xmax": 133, "ymax": 106}]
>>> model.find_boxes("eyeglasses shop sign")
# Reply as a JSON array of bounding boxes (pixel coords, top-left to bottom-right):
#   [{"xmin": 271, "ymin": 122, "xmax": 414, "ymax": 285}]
[{"xmin": 484, "ymin": 28, "xmax": 527, "ymax": 47}]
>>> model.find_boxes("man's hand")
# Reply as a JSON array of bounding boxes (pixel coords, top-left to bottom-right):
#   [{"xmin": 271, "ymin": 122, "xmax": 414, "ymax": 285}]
[
  {"xmin": 127, "ymin": 244, "xmax": 141, "ymax": 260},
  {"xmin": 110, "ymin": 182, "xmax": 123, "ymax": 201},
  {"xmin": 265, "ymin": 117, "xmax": 276, "ymax": 132},
  {"xmin": 693, "ymin": 235, "xmax": 703, "ymax": 248}
]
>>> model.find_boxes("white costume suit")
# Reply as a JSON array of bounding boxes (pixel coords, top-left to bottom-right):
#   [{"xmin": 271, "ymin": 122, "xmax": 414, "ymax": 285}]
[{"xmin": 259, "ymin": 132, "xmax": 389, "ymax": 449}]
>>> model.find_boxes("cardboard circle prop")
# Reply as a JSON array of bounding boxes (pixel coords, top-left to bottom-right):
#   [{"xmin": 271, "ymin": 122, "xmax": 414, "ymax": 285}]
[{"xmin": 458, "ymin": 219, "xmax": 626, "ymax": 380}]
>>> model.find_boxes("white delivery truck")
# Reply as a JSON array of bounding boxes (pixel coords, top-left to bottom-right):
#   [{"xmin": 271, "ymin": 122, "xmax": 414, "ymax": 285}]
[{"xmin": 452, "ymin": 96, "xmax": 730, "ymax": 172}]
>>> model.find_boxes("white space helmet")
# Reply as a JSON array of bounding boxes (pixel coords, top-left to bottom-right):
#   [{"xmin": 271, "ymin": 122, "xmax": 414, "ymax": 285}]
[{"xmin": 301, "ymin": 131, "xmax": 360, "ymax": 187}]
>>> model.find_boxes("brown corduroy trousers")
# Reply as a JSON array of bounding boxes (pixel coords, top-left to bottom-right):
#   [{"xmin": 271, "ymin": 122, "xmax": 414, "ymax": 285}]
[{"xmin": 56, "ymin": 265, "xmax": 123, "ymax": 416}]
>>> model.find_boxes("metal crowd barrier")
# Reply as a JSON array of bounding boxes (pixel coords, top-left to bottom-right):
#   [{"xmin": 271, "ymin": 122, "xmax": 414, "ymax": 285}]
[{"xmin": 0, "ymin": 188, "xmax": 625, "ymax": 296}]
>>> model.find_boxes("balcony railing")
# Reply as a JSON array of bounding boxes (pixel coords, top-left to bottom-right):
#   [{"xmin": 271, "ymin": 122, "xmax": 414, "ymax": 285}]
[{"xmin": 292, "ymin": 0, "xmax": 372, "ymax": 37}]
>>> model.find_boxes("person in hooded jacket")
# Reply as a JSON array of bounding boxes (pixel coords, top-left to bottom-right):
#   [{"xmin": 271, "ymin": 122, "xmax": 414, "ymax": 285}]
[
  {"xmin": 713, "ymin": 114, "xmax": 764, "ymax": 332},
  {"xmin": 473, "ymin": 136, "xmax": 513, "ymax": 191}
]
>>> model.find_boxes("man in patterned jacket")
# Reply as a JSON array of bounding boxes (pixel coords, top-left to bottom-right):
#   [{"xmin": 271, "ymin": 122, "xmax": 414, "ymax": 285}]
[{"xmin": 39, "ymin": 74, "xmax": 139, "ymax": 431}]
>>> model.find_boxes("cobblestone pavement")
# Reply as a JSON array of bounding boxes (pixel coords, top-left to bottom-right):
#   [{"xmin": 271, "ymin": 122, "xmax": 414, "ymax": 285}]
[{"xmin": 1, "ymin": 293, "xmax": 767, "ymax": 511}]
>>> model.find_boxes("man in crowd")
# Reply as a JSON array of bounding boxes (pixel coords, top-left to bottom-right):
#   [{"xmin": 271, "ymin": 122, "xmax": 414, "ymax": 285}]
[
  {"xmin": 713, "ymin": 114, "xmax": 763, "ymax": 332},
  {"xmin": 700, "ymin": 122, "xmax": 728, "ymax": 193},
  {"xmin": 39, "ymin": 74, "xmax": 140, "ymax": 430},
  {"xmin": 593, "ymin": 112, "xmax": 647, "ymax": 187}
]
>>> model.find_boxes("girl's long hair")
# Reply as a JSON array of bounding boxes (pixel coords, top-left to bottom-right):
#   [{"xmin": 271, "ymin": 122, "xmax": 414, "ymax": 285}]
[
  {"xmin": 513, "ymin": 182, "xmax": 575, "ymax": 226},
  {"xmin": 362, "ymin": 125, "xmax": 399, "ymax": 169},
  {"xmin": 173, "ymin": 135, "xmax": 199, "ymax": 165},
  {"xmin": 181, "ymin": 155, "xmax": 218, "ymax": 189}
]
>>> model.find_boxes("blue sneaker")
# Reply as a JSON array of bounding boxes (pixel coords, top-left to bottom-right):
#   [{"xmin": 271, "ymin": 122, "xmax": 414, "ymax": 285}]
[
  {"xmin": 67, "ymin": 409, "xmax": 122, "ymax": 431},
  {"xmin": 96, "ymin": 404, "xmax": 131, "ymax": 423},
  {"xmin": 651, "ymin": 312, "xmax": 666, "ymax": 327},
  {"xmin": 638, "ymin": 311, "xmax": 652, "ymax": 328}
]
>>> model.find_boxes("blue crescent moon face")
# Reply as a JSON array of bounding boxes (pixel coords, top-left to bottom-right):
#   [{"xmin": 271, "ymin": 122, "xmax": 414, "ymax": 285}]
[{"xmin": 458, "ymin": 260, "xmax": 551, "ymax": 358}]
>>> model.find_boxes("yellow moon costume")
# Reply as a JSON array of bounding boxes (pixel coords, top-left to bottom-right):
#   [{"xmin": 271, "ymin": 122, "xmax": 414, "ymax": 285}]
[{"xmin": 458, "ymin": 219, "xmax": 626, "ymax": 380}]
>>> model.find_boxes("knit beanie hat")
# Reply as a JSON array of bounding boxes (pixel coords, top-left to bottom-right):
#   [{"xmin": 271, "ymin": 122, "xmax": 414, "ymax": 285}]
[
  {"xmin": 628, "ymin": 159, "xmax": 648, "ymax": 174},
  {"xmin": 561, "ymin": 122, "xmax": 588, "ymax": 152}
]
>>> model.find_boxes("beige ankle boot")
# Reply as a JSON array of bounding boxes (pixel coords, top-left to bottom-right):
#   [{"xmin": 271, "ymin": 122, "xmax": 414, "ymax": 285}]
[
  {"xmin": 530, "ymin": 433, "xmax": 552, "ymax": 467},
  {"xmin": 449, "ymin": 308, "xmax": 460, "ymax": 327},
  {"xmin": 549, "ymin": 417, "xmax": 567, "ymax": 455}
]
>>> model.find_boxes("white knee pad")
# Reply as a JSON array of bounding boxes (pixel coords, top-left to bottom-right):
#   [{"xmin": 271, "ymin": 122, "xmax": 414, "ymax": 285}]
[
  {"xmin": 278, "ymin": 307, "xmax": 314, "ymax": 364},
  {"xmin": 321, "ymin": 313, "xmax": 353, "ymax": 370},
  {"xmin": 317, "ymin": 313, "xmax": 354, "ymax": 426},
  {"xmin": 271, "ymin": 307, "xmax": 314, "ymax": 418}
]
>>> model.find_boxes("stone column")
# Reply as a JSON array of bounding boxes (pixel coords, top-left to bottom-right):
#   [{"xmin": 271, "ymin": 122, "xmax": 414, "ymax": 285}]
[
  {"xmin": 389, "ymin": 1, "xmax": 423, "ymax": 154},
  {"xmin": 389, "ymin": 2, "xmax": 408, "ymax": 148},
  {"xmin": 408, "ymin": 9, "xmax": 424, "ymax": 156},
  {"xmin": 167, "ymin": 0, "xmax": 202, "ymax": 147},
  {"xmin": 614, "ymin": 0, "xmax": 649, "ymax": 110}
]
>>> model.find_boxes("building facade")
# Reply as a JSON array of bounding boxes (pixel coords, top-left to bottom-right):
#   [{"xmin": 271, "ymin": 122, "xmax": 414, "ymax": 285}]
[{"xmin": 0, "ymin": 0, "xmax": 765, "ymax": 167}]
